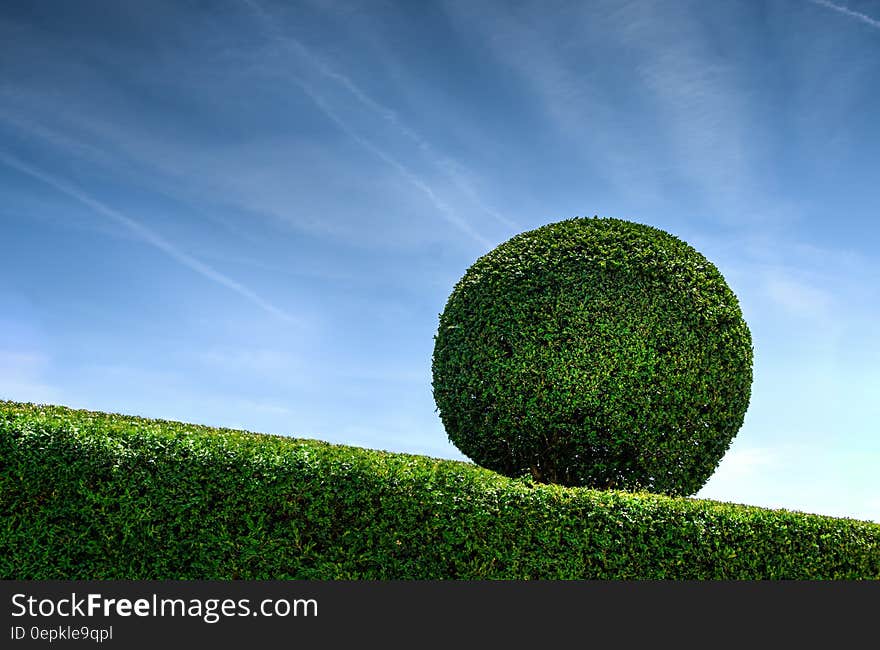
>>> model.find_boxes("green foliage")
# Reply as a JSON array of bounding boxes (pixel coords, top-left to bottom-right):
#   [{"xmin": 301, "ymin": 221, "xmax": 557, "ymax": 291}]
[
  {"xmin": 2, "ymin": 401, "xmax": 877, "ymax": 579},
  {"xmin": 432, "ymin": 216, "xmax": 754, "ymax": 495}
]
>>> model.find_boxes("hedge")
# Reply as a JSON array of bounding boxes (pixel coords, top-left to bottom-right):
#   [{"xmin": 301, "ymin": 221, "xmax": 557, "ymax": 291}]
[
  {"xmin": 1, "ymin": 400, "xmax": 878, "ymax": 579},
  {"xmin": 432, "ymin": 217, "xmax": 753, "ymax": 495}
]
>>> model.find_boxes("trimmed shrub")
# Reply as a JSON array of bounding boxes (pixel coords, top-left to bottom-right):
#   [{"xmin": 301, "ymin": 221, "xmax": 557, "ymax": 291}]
[
  {"xmin": 1, "ymin": 401, "xmax": 877, "ymax": 580},
  {"xmin": 431, "ymin": 216, "xmax": 753, "ymax": 495}
]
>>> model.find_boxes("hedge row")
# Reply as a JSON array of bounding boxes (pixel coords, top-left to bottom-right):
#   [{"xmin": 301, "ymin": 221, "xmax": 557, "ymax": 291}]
[{"xmin": 1, "ymin": 400, "xmax": 878, "ymax": 579}]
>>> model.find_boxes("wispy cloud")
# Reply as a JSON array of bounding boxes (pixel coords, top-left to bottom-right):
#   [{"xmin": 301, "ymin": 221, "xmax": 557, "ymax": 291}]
[
  {"xmin": 445, "ymin": 1, "xmax": 788, "ymax": 228},
  {"xmin": 0, "ymin": 105, "xmax": 117, "ymax": 168},
  {"xmin": 711, "ymin": 447, "xmax": 777, "ymax": 480},
  {"xmin": 240, "ymin": 0, "xmax": 500, "ymax": 246},
  {"xmin": 2, "ymin": 7, "xmax": 504, "ymax": 250},
  {"xmin": 0, "ymin": 348, "xmax": 59, "ymax": 404},
  {"xmin": 197, "ymin": 346, "xmax": 296, "ymax": 374},
  {"xmin": 235, "ymin": 398, "xmax": 292, "ymax": 416},
  {"xmin": 809, "ymin": 0, "xmax": 880, "ymax": 29},
  {"xmin": 295, "ymin": 78, "xmax": 494, "ymax": 248},
  {"xmin": 0, "ymin": 151, "xmax": 298, "ymax": 324},
  {"xmin": 447, "ymin": 1, "xmax": 648, "ymax": 199},
  {"xmin": 615, "ymin": 3, "xmax": 777, "ymax": 225},
  {"xmin": 763, "ymin": 272, "xmax": 833, "ymax": 319},
  {"xmin": 444, "ymin": 1, "xmax": 745, "ymax": 217},
  {"xmin": 275, "ymin": 4, "xmax": 519, "ymax": 231}
]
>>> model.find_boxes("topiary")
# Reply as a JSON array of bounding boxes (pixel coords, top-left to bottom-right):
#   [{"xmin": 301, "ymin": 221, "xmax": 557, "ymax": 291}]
[{"xmin": 431, "ymin": 216, "xmax": 753, "ymax": 496}]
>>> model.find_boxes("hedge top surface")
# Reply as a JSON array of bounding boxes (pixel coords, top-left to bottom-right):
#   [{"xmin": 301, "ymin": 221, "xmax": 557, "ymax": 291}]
[
  {"xmin": 432, "ymin": 216, "xmax": 754, "ymax": 495},
  {"xmin": 2, "ymin": 400, "xmax": 878, "ymax": 580}
]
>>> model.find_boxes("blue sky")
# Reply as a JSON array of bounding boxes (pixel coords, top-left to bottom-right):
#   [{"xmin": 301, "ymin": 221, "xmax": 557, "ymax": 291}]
[{"xmin": 1, "ymin": 0, "xmax": 878, "ymax": 522}]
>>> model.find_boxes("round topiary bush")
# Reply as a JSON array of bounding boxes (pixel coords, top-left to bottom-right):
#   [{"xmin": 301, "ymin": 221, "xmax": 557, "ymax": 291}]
[{"xmin": 431, "ymin": 216, "xmax": 753, "ymax": 496}]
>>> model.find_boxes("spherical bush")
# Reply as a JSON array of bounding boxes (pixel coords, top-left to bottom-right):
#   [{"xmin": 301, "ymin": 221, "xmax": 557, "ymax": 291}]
[{"xmin": 431, "ymin": 216, "xmax": 753, "ymax": 496}]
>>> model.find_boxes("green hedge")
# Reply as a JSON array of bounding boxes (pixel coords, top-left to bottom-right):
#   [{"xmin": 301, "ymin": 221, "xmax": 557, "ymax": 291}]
[
  {"xmin": 1, "ymin": 400, "xmax": 878, "ymax": 579},
  {"xmin": 432, "ymin": 217, "xmax": 754, "ymax": 494}
]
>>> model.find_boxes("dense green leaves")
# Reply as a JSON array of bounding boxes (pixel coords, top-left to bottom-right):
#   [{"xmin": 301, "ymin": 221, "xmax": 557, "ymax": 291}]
[
  {"xmin": 432, "ymin": 217, "xmax": 754, "ymax": 495},
  {"xmin": 2, "ymin": 401, "xmax": 877, "ymax": 579}
]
